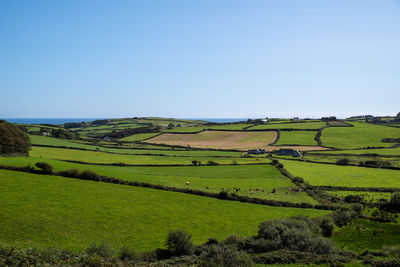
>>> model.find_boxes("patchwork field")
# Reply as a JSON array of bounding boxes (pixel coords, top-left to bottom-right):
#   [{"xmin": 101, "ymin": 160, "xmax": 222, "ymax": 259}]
[
  {"xmin": 321, "ymin": 121, "xmax": 400, "ymax": 149},
  {"xmin": 28, "ymin": 146, "xmax": 270, "ymax": 165},
  {"xmin": 0, "ymin": 169, "xmax": 328, "ymax": 251},
  {"xmin": 327, "ymin": 191, "xmax": 392, "ymax": 203},
  {"xmin": 146, "ymin": 130, "xmax": 278, "ymax": 150},
  {"xmin": 302, "ymin": 154, "xmax": 400, "ymax": 168},
  {"xmin": 248, "ymin": 121, "xmax": 326, "ymax": 130},
  {"xmin": 0, "ymin": 156, "xmax": 315, "ymax": 203},
  {"xmin": 279, "ymin": 159, "xmax": 400, "ymax": 188},
  {"xmin": 119, "ymin": 133, "xmax": 161, "ymax": 141},
  {"xmin": 275, "ymin": 131, "xmax": 318, "ymax": 146},
  {"xmin": 307, "ymin": 147, "xmax": 400, "ymax": 156}
]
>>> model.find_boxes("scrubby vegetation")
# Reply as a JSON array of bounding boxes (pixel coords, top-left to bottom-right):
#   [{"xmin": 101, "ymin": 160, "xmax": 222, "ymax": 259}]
[{"xmin": 0, "ymin": 120, "xmax": 31, "ymax": 155}]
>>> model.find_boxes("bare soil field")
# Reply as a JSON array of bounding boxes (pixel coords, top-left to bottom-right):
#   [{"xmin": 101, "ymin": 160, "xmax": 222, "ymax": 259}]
[{"xmin": 145, "ymin": 131, "xmax": 278, "ymax": 150}]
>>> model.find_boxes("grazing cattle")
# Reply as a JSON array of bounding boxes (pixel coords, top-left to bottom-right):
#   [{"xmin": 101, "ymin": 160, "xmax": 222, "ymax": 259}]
[
  {"xmin": 235, "ymin": 188, "xmax": 240, "ymax": 192},
  {"xmin": 186, "ymin": 181, "xmax": 190, "ymax": 186},
  {"xmin": 250, "ymin": 191, "xmax": 254, "ymax": 195}
]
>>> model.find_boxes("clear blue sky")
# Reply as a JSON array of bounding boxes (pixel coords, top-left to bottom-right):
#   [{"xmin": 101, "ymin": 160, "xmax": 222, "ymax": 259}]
[{"xmin": 1, "ymin": 0, "xmax": 399, "ymax": 119}]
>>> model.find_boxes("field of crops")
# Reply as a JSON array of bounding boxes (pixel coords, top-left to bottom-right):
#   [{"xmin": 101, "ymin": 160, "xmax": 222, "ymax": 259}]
[
  {"xmin": 248, "ymin": 121, "xmax": 326, "ymax": 130},
  {"xmin": 0, "ymin": 169, "xmax": 327, "ymax": 251},
  {"xmin": 279, "ymin": 159, "xmax": 400, "ymax": 188},
  {"xmin": 147, "ymin": 131, "xmax": 278, "ymax": 150},
  {"xmin": 275, "ymin": 131, "xmax": 318, "ymax": 146},
  {"xmin": 321, "ymin": 122, "xmax": 400, "ymax": 149}
]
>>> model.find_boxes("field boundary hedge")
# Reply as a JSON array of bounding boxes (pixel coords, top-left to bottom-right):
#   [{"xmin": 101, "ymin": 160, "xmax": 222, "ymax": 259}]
[
  {"xmin": 0, "ymin": 164, "xmax": 334, "ymax": 210},
  {"xmin": 314, "ymin": 185, "xmax": 400, "ymax": 193},
  {"xmin": 58, "ymin": 159, "xmax": 271, "ymax": 167},
  {"xmin": 273, "ymin": 156, "xmax": 400, "ymax": 171},
  {"xmin": 31, "ymin": 144, "xmax": 243, "ymax": 158}
]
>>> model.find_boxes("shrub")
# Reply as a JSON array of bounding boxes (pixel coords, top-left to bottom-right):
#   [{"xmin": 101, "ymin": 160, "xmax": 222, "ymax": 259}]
[
  {"xmin": 0, "ymin": 120, "xmax": 31, "ymax": 154},
  {"xmin": 119, "ymin": 245, "xmax": 138, "ymax": 261},
  {"xmin": 35, "ymin": 162, "xmax": 53, "ymax": 174},
  {"xmin": 165, "ymin": 229, "xmax": 194, "ymax": 256},
  {"xmin": 336, "ymin": 158, "xmax": 350, "ymax": 165},
  {"xmin": 390, "ymin": 192, "xmax": 400, "ymax": 206},
  {"xmin": 60, "ymin": 169, "xmax": 80, "ymax": 177},
  {"xmin": 80, "ymin": 170, "xmax": 98, "ymax": 179},
  {"xmin": 332, "ymin": 208, "xmax": 353, "ymax": 227},
  {"xmin": 293, "ymin": 177, "xmax": 304, "ymax": 183},
  {"xmin": 86, "ymin": 242, "xmax": 115, "ymax": 258},
  {"xmin": 316, "ymin": 217, "xmax": 335, "ymax": 237},
  {"xmin": 192, "ymin": 160, "xmax": 199, "ymax": 166},
  {"xmin": 200, "ymin": 244, "xmax": 253, "ymax": 267},
  {"xmin": 207, "ymin": 160, "xmax": 219, "ymax": 165}
]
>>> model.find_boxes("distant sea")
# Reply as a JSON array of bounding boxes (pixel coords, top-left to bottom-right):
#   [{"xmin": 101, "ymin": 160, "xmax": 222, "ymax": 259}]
[
  {"xmin": 1, "ymin": 118, "xmax": 102, "ymax": 125},
  {"xmin": 1, "ymin": 118, "xmax": 249, "ymax": 125}
]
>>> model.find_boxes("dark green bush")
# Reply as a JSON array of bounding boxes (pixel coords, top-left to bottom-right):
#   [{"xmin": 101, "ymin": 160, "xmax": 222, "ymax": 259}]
[
  {"xmin": 207, "ymin": 160, "xmax": 219, "ymax": 165},
  {"xmin": 293, "ymin": 176, "xmax": 304, "ymax": 183},
  {"xmin": 35, "ymin": 162, "xmax": 53, "ymax": 174},
  {"xmin": 119, "ymin": 245, "xmax": 138, "ymax": 261},
  {"xmin": 165, "ymin": 229, "xmax": 194, "ymax": 256},
  {"xmin": 200, "ymin": 244, "xmax": 253, "ymax": 267},
  {"xmin": 332, "ymin": 208, "xmax": 353, "ymax": 227},
  {"xmin": 336, "ymin": 158, "xmax": 350, "ymax": 165},
  {"xmin": 86, "ymin": 242, "xmax": 115, "ymax": 258},
  {"xmin": 316, "ymin": 217, "xmax": 335, "ymax": 237}
]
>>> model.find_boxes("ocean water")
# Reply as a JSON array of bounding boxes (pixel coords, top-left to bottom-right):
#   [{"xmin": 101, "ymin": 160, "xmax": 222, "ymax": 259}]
[
  {"xmin": 1, "ymin": 118, "xmax": 250, "ymax": 125},
  {"xmin": 1, "ymin": 118, "xmax": 102, "ymax": 125}
]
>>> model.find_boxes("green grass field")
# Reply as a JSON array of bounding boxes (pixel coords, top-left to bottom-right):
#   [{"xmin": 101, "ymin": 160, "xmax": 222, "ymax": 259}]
[
  {"xmin": 26, "ymin": 146, "xmax": 271, "ymax": 165},
  {"xmin": 327, "ymin": 191, "xmax": 392, "ymax": 202},
  {"xmin": 321, "ymin": 122, "xmax": 400, "ymax": 149},
  {"xmin": 279, "ymin": 159, "xmax": 400, "ymax": 188},
  {"xmin": 275, "ymin": 131, "xmax": 318, "ymax": 146},
  {"xmin": 304, "ymin": 154, "xmax": 400, "ymax": 168},
  {"xmin": 0, "ymin": 169, "xmax": 328, "ymax": 251},
  {"xmin": 332, "ymin": 219, "xmax": 400, "ymax": 253},
  {"xmin": 307, "ymin": 147, "xmax": 400, "ymax": 156},
  {"xmin": 248, "ymin": 122, "xmax": 326, "ymax": 130},
  {"xmin": 29, "ymin": 135, "xmax": 99, "ymax": 150},
  {"xmin": 162, "ymin": 126, "xmax": 206, "ymax": 133},
  {"xmin": 119, "ymin": 133, "xmax": 161, "ymax": 141},
  {"xmin": 207, "ymin": 124, "xmax": 252, "ymax": 130},
  {"xmin": 0, "ymin": 156, "xmax": 315, "ymax": 203}
]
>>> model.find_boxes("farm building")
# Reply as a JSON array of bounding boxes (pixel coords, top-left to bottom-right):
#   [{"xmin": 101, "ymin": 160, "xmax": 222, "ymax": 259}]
[
  {"xmin": 275, "ymin": 148, "xmax": 301, "ymax": 157},
  {"xmin": 248, "ymin": 149, "xmax": 266, "ymax": 155}
]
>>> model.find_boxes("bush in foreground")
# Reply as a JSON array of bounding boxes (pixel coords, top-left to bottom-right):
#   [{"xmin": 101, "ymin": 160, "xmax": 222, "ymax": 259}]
[{"xmin": 165, "ymin": 229, "xmax": 194, "ymax": 256}]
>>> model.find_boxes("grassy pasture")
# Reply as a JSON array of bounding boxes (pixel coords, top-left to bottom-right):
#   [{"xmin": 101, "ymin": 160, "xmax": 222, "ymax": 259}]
[
  {"xmin": 327, "ymin": 191, "xmax": 392, "ymax": 202},
  {"xmin": 29, "ymin": 135, "xmax": 98, "ymax": 150},
  {"xmin": 27, "ymin": 146, "xmax": 270, "ymax": 165},
  {"xmin": 332, "ymin": 219, "xmax": 400, "ymax": 253},
  {"xmin": 0, "ymin": 169, "xmax": 328, "ymax": 251},
  {"xmin": 147, "ymin": 131, "xmax": 278, "ymax": 150},
  {"xmin": 321, "ymin": 122, "xmax": 400, "ymax": 149},
  {"xmin": 162, "ymin": 126, "xmax": 206, "ymax": 133},
  {"xmin": 0, "ymin": 157, "xmax": 315, "ymax": 203},
  {"xmin": 307, "ymin": 147, "xmax": 400, "ymax": 156},
  {"xmin": 248, "ymin": 122, "xmax": 326, "ymax": 130},
  {"xmin": 275, "ymin": 131, "xmax": 318, "ymax": 146},
  {"xmin": 207, "ymin": 124, "xmax": 252, "ymax": 130},
  {"xmin": 302, "ymin": 154, "xmax": 400, "ymax": 168},
  {"xmin": 279, "ymin": 159, "xmax": 400, "ymax": 188},
  {"xmin": 119, "ymin": 133, "xmax": 160, "ymax": 141}
]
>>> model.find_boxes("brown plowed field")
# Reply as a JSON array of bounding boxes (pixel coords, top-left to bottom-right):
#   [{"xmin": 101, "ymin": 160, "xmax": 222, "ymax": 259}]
[{"xmin": 145, "ymin": 131, "xmax": 278, "ymax": 150}]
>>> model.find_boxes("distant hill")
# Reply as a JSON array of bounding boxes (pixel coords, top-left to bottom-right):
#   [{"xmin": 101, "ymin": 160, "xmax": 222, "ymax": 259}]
[{"xmin": 0, "ymin": 120, "xmax": 31, "ymax": 155}]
